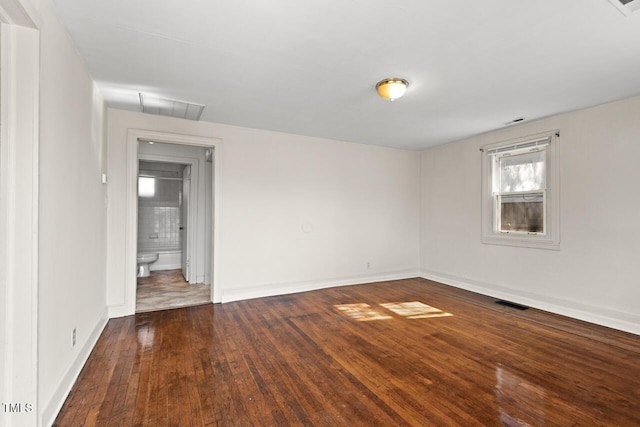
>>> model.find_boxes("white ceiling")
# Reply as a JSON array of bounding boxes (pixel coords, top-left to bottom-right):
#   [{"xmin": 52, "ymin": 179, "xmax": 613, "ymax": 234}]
[{"xmin": 52, "ymin": 0, "xmax": 640, "ymax": 150}]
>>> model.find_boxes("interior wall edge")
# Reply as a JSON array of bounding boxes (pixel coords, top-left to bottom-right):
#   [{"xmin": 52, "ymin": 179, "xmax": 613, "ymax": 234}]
[
  {"xmin": 0, "ymin": 17, "xmax": 40, "ymax": 427},
  {"xmin": 420, "ymin": 269, "xmax": 640, "ymax": 336},
  {"xmin": 40, "ymin": 309, "xmax": 108, "ymax": 427},
  {"xmin": 107, "ymin": 304, "xmax": 131, "ymax": 319},
  {"xmin": 221, "ymin": 269, "xmax": 420, "ymax": 303}
]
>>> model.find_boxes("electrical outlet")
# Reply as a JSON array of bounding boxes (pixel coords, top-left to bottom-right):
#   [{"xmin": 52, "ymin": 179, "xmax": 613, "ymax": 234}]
[
  {"xmin": 72, "ymin": 328, "xmax": 76, "ymax": 347},
  {"xmin": 366, "ymin": 261, "xmax": 371, "ymax": 270}
]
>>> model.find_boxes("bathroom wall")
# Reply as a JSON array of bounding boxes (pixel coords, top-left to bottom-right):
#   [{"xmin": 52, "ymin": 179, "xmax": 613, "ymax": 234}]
[{"xmin": 137, "ymin": 161, "xmax": 183, "ymax": 251}]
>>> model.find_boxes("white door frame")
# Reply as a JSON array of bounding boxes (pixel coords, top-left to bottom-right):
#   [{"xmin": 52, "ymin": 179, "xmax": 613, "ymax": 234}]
[
  {"xmin": 125, "ymin": 129, "xmax": 222, "ymax": 314},
  {"xmin": 181, "ymin": 164, "xmax": 193, "ymax": 282},
  {"xmin": 0, "ymin": 1, "xmax": 39, "ymax": 425},
  {"xmin": 137, "ymin": 153, "xmax": 200, "ymax": 284}
]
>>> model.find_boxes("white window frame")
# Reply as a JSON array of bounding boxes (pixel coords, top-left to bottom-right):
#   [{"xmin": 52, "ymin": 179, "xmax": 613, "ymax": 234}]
[{"xmin": 481, "ymin": 130, "xmax": 560, "ymax": 250}]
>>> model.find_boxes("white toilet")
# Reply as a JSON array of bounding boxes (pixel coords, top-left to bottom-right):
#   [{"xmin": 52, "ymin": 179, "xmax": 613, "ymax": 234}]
[{"xmin": 137, "ymin": 252, "xmax": 159, "ymax": 277}]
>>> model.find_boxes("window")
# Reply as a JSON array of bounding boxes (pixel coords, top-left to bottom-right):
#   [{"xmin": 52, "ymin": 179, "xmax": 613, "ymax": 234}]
[
  {"xmin": 138, "ymin": 177, "xmax": 156, "ymax": 198},
  {"xmin": 481, "ymin": 131, "xmax": 560, "ymax": 249}
]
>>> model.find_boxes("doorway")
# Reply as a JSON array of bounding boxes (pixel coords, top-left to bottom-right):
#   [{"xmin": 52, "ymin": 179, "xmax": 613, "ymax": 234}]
[
  {"xmin": 135, "ymin": 150, "xmax": 211, "ymax": 312},
  {"xmin": 124, "ymin": 130, "xmax": 221, "ymax": 316}
]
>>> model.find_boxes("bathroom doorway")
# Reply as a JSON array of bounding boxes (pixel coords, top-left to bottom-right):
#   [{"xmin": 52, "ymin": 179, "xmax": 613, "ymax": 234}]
[{"xmin": 135, "ymin": 141, "xmax": 213, "ymax": 312}]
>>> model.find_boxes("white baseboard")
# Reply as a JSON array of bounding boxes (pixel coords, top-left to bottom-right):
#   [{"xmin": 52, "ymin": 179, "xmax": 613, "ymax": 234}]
[
  {"xmin": 222, "ymin": 269, "xmax": 420, "ymax": 303},
  {"xmin": 40, "ymin": 309, "xmax": 109, "ymax": 427},
  {"xmin": 420, "ymin": 269, "xmax": 640, "ymax": 335}
]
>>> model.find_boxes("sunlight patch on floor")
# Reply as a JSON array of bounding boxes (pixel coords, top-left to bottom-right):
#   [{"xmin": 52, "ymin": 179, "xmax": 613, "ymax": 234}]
[
  {"xmin": 380, "ymin": 301, "xmax": 453, "ymax": 319},
  {"xmin": 334, "ymin": 303, "xmax": 393, "ymax": 321},
  {"xmin": 335, "ymin": 301, "xmax": 452, "ymax": 321}
]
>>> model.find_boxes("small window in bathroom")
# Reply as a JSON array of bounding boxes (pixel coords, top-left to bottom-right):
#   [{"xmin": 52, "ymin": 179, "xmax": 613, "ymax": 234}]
[{"xmin": 138, "ymin": 177, "xmax": 155, "ymax": 198}]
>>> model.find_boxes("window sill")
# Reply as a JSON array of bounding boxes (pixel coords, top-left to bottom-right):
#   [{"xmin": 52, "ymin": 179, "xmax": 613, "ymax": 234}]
[{"xmin": 481, "ymin": 233, "xmax": 560, "ymax": 250}]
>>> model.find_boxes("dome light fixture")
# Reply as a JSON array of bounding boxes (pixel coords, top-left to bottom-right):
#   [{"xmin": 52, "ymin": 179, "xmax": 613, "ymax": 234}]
[{"xmin": 376, "ymin": 78, "xmax": 409, "ymax": 101}]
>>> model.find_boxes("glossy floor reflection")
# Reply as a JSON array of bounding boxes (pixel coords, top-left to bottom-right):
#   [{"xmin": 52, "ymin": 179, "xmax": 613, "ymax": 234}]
[
  {"xmin": 496, "ymin": 365, "xmax": 547, "ymax": 426},
  {"xmin": 57, "ymin": 278, "xmax": 640, "ymax": 426},
  {"xmin": 136, "ymin": 269, "xmax": 210, "ymax": 312}
]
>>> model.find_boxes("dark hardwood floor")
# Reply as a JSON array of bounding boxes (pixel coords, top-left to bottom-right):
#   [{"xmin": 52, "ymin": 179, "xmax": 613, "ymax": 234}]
[{"xmin": 54, "ymin": 278, "xmax": 640, "ymax": 426}]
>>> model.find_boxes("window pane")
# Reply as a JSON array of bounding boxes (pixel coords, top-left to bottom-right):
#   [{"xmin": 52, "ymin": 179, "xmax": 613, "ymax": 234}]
[
  {"xmin": 138, "ymin": 177, "xmax": 155, "ymax": 197},
  {"xmin": 499, "ymin": 193, "xmax": 544, "ymax": 233},
  {"xmin": 499, "ymin": 150, "xmax": 545, "ymax": 192}
]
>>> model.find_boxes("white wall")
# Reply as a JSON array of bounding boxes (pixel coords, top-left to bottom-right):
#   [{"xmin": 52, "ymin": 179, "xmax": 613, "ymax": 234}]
[
  {"xmin": 107, "ymin": 108, "xmax": 420, "ymax": 309},
  {"xmin": 34, "ymin": 0, "xmax": 108, "ymax": 424},
  {"xmin": 420, "ymin": 95, "xmax": 640, "ymax": 334}
]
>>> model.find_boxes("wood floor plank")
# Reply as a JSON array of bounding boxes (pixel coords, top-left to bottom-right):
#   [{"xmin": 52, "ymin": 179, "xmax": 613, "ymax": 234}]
[{"xmin": 54, "ymin": 278, "xmax": 640, "ymax": 426}]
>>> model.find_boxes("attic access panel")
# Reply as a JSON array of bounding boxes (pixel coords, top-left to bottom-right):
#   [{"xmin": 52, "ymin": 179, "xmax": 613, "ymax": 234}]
[{"xmin": 608, "ymin": 0, "xmax": 640, "ymax": 15}]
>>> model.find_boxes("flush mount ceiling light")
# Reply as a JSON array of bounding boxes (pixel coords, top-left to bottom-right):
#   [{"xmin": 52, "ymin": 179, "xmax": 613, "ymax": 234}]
[
  {"xmin": 376, "ymin": 78, "xmax": 409, "ymax": 101},
  {"xmin": 139, "ymin": 93, "xmax": 205, "ymax": 120}
]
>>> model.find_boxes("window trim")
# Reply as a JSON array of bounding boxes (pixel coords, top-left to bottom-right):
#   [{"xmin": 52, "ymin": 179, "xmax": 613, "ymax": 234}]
[{"xmin": 481, "ymin": 130, "xmax": 560, "ymax": 250}]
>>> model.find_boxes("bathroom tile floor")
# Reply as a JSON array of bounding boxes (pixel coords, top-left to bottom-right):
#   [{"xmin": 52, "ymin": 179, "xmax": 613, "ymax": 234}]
[{"xmin": 136, "ymin": 269, "xmax": 211, "ymax": 313}]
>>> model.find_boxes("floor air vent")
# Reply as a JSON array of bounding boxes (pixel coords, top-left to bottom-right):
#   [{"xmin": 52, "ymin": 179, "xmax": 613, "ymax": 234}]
[{"xmin": 495, "ymin": 300, "xmax": 529, "ymax": 310}]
